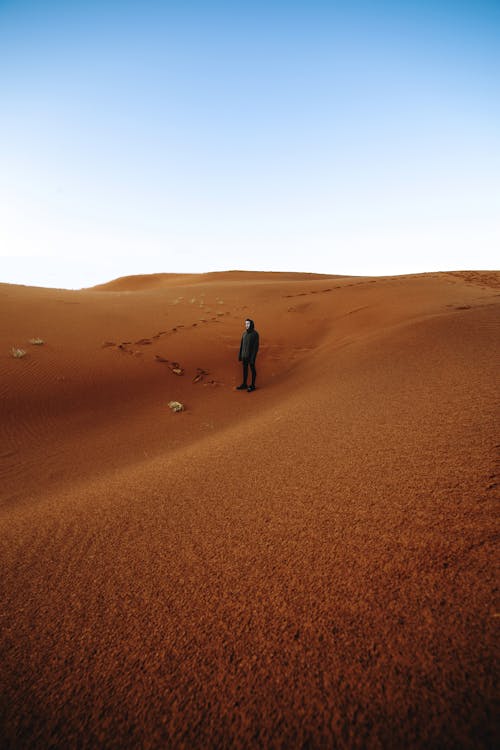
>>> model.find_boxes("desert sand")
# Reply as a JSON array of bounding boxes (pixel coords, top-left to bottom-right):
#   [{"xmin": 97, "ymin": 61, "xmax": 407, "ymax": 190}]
[{"xmin": 0, "ymin": 269, "xmax": 498, "ymax": 749}]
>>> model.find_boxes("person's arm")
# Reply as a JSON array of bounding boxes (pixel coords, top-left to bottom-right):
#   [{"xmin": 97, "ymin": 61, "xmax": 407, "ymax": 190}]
[
  {"xmin": 251, "ymin": 332, "xmax": 259, "ymax": 363},
  {"xmin": 238, "ymin": 335, "xmax": 243, "ymax": 361}
]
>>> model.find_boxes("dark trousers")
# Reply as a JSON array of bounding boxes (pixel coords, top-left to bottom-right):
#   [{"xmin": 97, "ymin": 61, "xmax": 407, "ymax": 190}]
[{"xmin": 242, "ymin": 359, "xmax": 256, "ymax": 386}]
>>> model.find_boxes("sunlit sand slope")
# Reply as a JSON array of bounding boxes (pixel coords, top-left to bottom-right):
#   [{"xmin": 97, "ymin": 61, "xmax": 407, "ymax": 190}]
[{"xmin": 0, "ymin": 270, "xmax": 498, "ymax": 748}]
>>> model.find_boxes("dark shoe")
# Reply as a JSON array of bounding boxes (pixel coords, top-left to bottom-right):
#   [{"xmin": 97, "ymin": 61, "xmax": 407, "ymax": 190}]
[
  {"xmin": 247, "ymin": 385, "xmax": 256, "ymax": 392},
  {"xmin": 236, "ymin": 384, "xmax": 247, "ymax": 390}
]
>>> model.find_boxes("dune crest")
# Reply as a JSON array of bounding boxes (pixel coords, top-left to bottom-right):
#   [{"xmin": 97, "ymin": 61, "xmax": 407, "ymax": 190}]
[
  {"xmin": 0, "ymin": 270, "xmax": 498, "ymax": 748},
  {"xmin": 90, "ymin": 269, "xmax": 345, "ymax": 292}
]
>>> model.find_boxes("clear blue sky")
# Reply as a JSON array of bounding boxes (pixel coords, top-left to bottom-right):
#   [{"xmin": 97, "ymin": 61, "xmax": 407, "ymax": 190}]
[{"xmin": 1, "ymin": 0, "xmax": 498, "ymax": 288}]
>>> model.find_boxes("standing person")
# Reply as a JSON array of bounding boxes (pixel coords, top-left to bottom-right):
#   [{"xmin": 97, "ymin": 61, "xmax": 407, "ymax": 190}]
[{"xmin": 237, "ymin": 318, "xmax": 259, "ymax": 392}]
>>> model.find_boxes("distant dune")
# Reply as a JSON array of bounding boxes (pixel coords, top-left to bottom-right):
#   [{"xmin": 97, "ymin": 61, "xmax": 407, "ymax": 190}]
[
  {"xmin": 90, "ymin": 269, "xmax": 346, "ymax": 292},
  {"xmin": 0, "ymin": 270, "xmax": 498, "ymax": 748}
]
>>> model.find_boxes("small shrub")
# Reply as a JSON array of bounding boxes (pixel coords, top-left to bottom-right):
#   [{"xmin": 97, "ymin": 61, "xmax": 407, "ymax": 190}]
[
  {"xmin": 11, "ymin": 347, "xmax": 27, "ymax": 358},
  {"xmin": 168, "ymin": 401, "xmax": 184, "ymax": 412},
  {"xmin": 29, "ymin": 337, "xmax": 44, "ymax": 345}
]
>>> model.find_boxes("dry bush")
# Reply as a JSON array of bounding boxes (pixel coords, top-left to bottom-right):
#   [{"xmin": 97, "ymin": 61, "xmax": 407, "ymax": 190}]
[
  {"xmin": 168, "ymin": 401, "xmax": 184, "ymax": 412},
  {"xmin": 11, "ymin": 347, "xmax": 27, "ymax": 358}
]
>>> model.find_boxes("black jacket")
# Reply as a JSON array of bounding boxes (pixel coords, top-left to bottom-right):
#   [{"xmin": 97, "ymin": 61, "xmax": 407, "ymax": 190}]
[{"xmin": 238, "ymin": 320, "xmax": 259, "ymax": 364}]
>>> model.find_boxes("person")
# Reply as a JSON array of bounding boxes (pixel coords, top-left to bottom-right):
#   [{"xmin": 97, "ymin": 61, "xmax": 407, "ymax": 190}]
[{"xmin": 237, "ymin": 318, "xmax": 259, "ymax": 392}]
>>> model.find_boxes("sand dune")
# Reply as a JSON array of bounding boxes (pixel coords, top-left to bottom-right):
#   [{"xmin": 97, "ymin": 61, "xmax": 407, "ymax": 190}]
[{"xmin": 0, "ymin": 270, "xmax": 498, "ymax": 748}]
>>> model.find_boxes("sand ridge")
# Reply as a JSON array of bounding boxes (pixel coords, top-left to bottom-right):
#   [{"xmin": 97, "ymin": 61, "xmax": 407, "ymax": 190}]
[{"xmin": 0, "ymin": 270, "xmax": 499, "ymax": 748}]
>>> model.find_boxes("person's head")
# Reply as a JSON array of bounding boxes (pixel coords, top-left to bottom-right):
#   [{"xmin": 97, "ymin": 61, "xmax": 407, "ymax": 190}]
[{"xmin": 245, "ymin": 319, "xmax": 254, "ymax": 331}]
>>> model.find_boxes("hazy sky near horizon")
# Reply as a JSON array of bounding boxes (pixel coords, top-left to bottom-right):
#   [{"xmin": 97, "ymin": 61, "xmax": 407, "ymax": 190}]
[{"xmin": 1, "ymin": 0, "xmax": 499, "ymax": 289}]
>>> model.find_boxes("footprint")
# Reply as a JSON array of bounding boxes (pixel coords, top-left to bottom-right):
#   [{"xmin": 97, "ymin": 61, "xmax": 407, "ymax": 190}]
[{"xmin": 192, "ymin": 368, "xmax": 208, "ymax": 383}]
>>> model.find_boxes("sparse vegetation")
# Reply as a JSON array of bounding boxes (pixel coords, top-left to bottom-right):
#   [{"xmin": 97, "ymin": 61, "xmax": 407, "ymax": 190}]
[
  {"xmin": 168, "ymin": 401, "xmax": 184, "ymax": 412},
  {"xmin": 11, "ymin": 347, "xmax": 27, "ymax": 358},
  {"xmin": 169, "ymin": 362, "xmax": 184, "ymax": 375},
  {"xmin": 29, "ymin": 337, "xmax": 44, "ymax": 345}
]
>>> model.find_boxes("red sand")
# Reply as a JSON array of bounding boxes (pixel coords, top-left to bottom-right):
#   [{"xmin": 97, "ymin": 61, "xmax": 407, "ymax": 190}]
[{"xmin": 0, "ymin": 270, "xmax": 498, "ymax": 748}]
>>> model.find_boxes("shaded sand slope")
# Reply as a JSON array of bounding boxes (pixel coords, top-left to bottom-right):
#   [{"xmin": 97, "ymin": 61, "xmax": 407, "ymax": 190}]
[{"xmin": 0, "ymin": 271, "xmax": 499, "ymax": 748}]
